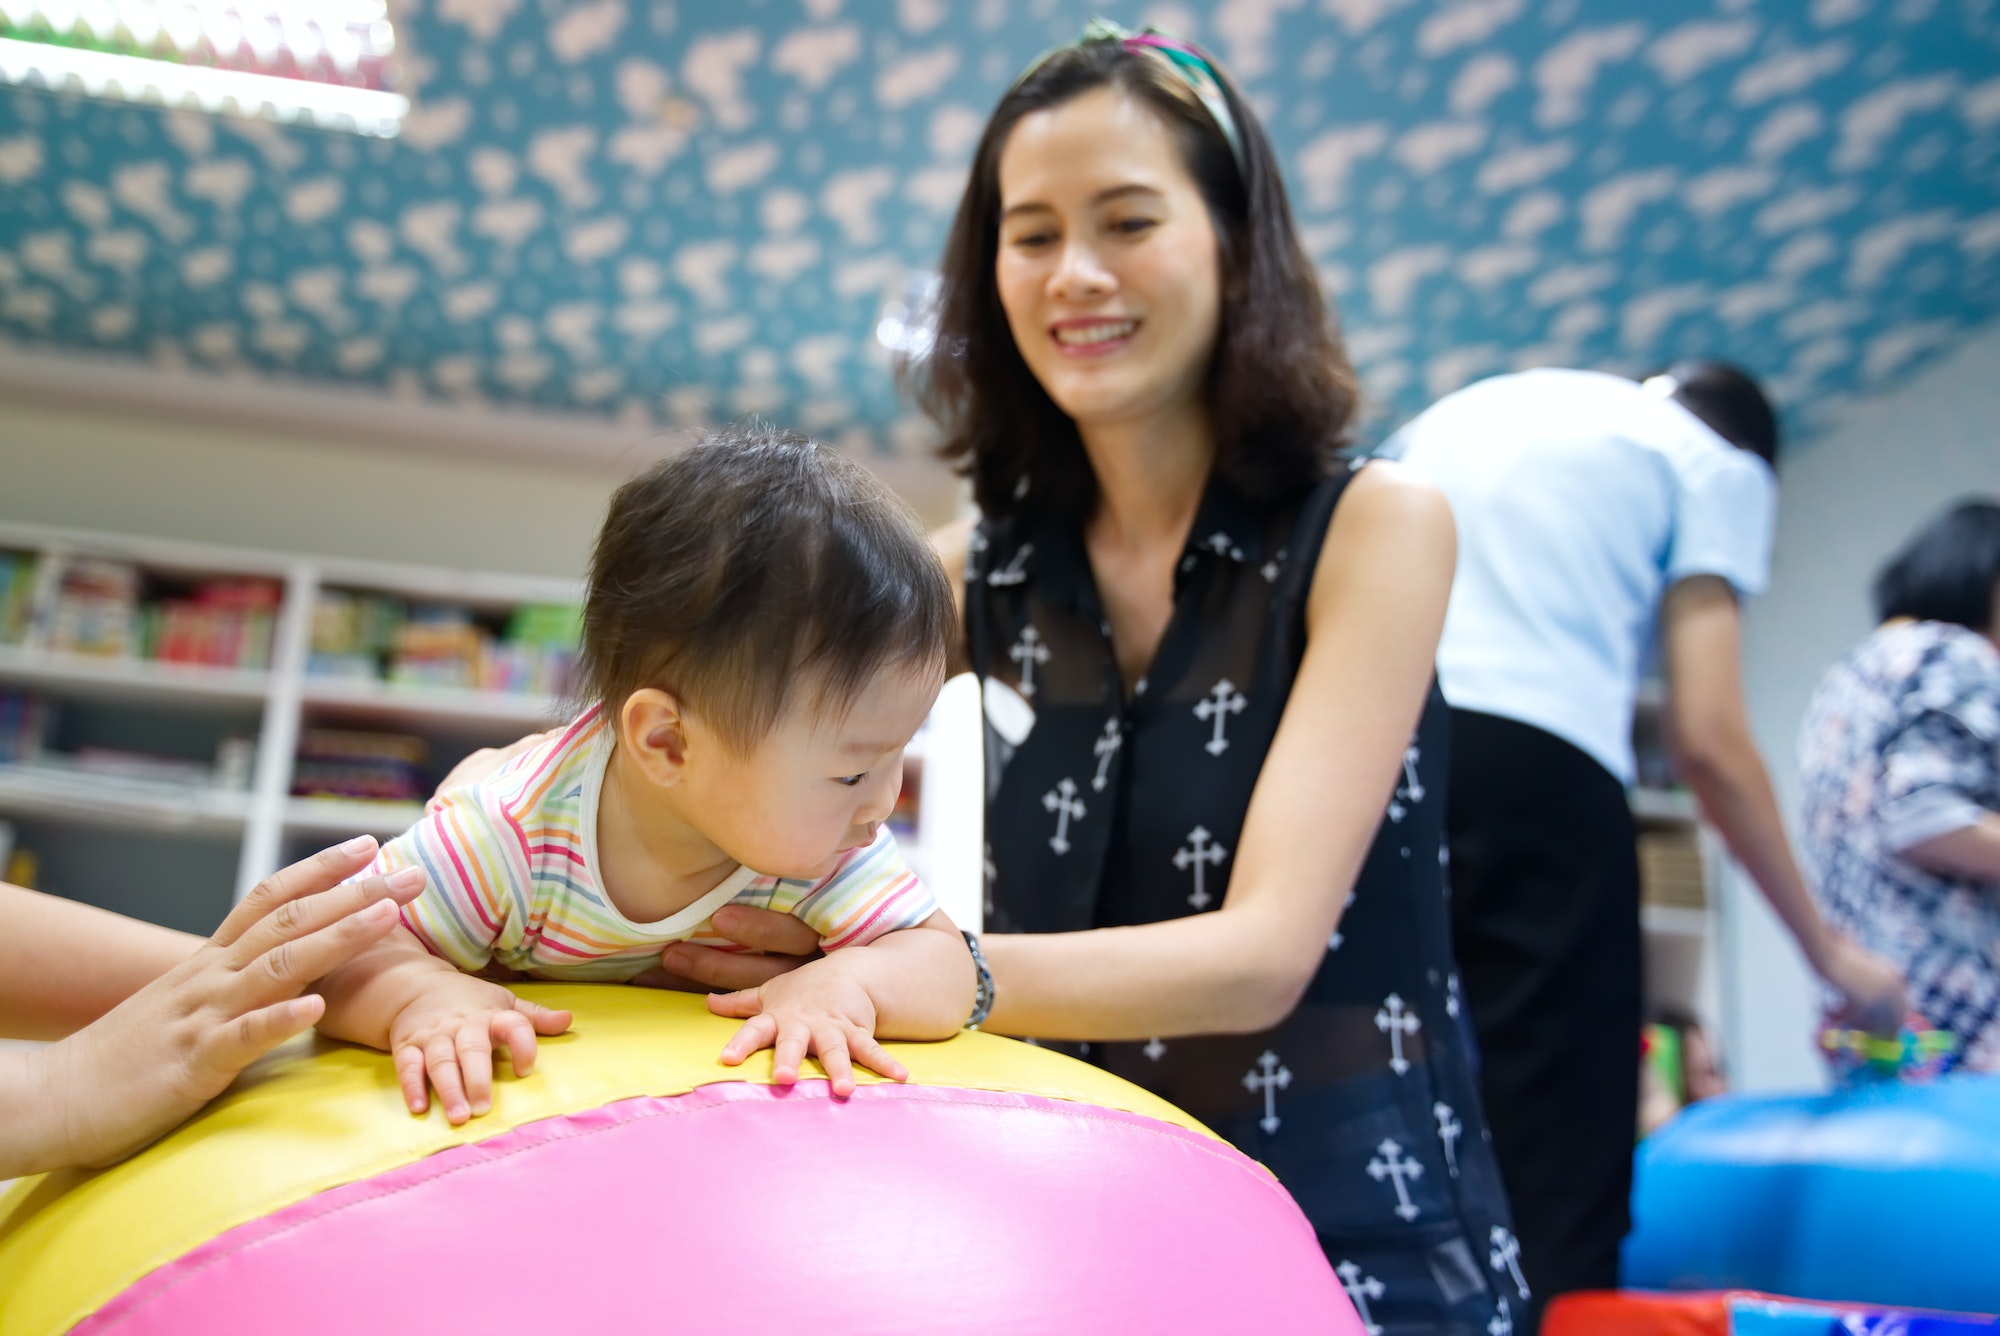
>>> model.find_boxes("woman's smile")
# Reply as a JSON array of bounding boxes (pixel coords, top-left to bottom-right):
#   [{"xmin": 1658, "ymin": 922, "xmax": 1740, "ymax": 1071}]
[{"xmin": 1050, "ymin": 317, "xmax": 1141, "ymax": 356}]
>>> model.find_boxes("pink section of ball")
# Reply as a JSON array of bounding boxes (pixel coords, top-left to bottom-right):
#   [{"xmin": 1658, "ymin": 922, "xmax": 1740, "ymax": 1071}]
[{"xmin": 79, "ymin": 1082, "xmax": 1359, "ymax": 1335}]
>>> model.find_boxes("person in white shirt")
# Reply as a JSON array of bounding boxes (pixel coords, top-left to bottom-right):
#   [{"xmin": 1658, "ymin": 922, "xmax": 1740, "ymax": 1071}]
[{"xmin": 1389, "ymin": 361, "xmax": 1906, "ymax": 1332}]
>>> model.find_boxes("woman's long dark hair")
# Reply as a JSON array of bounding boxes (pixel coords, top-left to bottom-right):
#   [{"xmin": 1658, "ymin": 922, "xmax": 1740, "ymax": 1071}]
[{"xmin": 911, "ymin": 36, "xmax": 1359, "ymax": 523}]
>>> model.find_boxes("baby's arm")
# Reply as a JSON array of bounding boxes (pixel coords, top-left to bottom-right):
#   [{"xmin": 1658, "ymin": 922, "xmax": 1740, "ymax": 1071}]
[
  {"xmin": 313, "ymin": 787, "xmax": 570, "ymax": 1123},
  {"xmin": 316, "ymin": 927, "xmax": 569, "ymax": 1124}
]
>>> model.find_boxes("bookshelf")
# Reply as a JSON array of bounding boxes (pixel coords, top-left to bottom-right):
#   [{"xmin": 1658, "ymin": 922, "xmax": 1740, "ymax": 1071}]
[{"xmin": 0, "ymin": 520, "xmax": 983, "ymax": 939}]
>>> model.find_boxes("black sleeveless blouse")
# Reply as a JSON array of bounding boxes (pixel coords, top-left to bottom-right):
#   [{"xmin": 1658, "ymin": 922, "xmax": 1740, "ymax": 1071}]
[{"xmin": 968, "ymin": 463, "xmax": 1523, "ymax": 1334}]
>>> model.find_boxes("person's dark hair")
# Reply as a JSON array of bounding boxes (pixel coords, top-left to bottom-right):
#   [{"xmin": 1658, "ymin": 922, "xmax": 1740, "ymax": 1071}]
[
  {"xmin": 912, "ymin": 35, "xmax": 1358, "ymax": 522},
  {"xmin": 1655, "ymin": 360, "xmax": 1781, "ymax": 468},
  {"xmin": 580, "ymin": 424, "xmax": 954, "ymax": 748},
  {"xmin": 1872, "ymin": 498, "xmax": 2000, "ymax": 631}
]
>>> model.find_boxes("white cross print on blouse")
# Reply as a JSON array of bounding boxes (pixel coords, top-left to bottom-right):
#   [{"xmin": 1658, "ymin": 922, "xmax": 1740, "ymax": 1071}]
[
  {"xmin": 1009, "ymin": 623, "xmax": 1050, "ymax": 698},
  {"xmin": 1242, "ymin": 1050, "xmax": 1291, "ymax": 1134},
  {"xmin": 1194, "ymin": 679, "xmax": 1246, "ymax": 755},
  {"xmin": 1173, "ymin": 825, "xmax": 1227, "ymax": 910},
  {"xmin": 1367, "ymin": 1138, "xmax": 1424, "ymax": 1221},
  {"xmin": 987, "ymin": 542, "xmax": 1032, "ymax": 586},
  {"xmin": 1041, "ymin": 778, "xmax": 1084, "ymax": 854},
  {"xmin": 1490, "ymin": 1226, "xmax": 1530, "ymax": 1300},
  {"xmin": 1386, "ymin": 743, "xmax": 1426, "ymax": 823},
  {"xmin": 1434, "ymin": 1101, "xmax": 1462, "ymax": 1177},
  {"xmin": 1336, "ymin": 1261, "xmax": 1385, "ymax": 1336},
  {"xmin": 1375, "ymin": 992, "xmax": 1421, "ymax": 1075},
  {"xmin": 1091, "ymin": 716, "xmax": 1121, "ymax": 791}
]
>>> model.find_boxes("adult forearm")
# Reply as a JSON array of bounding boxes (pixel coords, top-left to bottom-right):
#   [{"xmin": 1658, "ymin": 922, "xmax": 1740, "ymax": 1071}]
[
  {"xmin": 1678, "ymin": 735, "xmax": 1834, "ymax": 969},
  {"xmin": 0, "ymin": 884, "xmax": 203, "ymax": 1040},
  {"xmin": 1902, "ymin": 813, "xmax": 2000, "ymax": 883},
  {"xmin": 980, "ymin": 908, "xmax": 1310, "ymax": 1041}
]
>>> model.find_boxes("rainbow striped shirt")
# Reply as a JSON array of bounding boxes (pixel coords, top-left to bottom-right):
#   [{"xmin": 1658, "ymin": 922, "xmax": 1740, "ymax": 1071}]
[{"xmin": 367, "ymin": 708, "xmax": 937, "ymax": 982}]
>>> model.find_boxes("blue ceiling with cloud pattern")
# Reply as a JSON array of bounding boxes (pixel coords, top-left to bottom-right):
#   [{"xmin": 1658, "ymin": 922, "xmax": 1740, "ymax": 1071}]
[{"xmin": 0, "ymin": 0, "xmax": 1997, "ymax": 453}]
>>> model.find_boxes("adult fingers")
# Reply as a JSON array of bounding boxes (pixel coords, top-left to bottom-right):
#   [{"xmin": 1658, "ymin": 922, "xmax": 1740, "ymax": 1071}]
[
  {"xmin": 212, "ymin": 836, "xmax": 380, "ymax": 949},
  {"xmin": 814, "ymin": 1025, "xmax": 855, "ymax": 1098},
  {"xmin": 707, "ymin": 905, "xmax": 823, "ymax": 957},
  {"xmin": 847, "ymin": 1031, "xmax": 908, "ymax": 1085},
  {"xmin": 424, "ymin": 1034, "xmax": 470, "ymax": 1125},
  {"xmin": 626, "ymin": 964, "xmax": 712, "ymax": 993},
  {"xmin": 232, "ymin": 894, "xmax": 408, "ymax": 1008},
  {"xmin": 512, "ymin": 997, "xmax": 573, "ymax": 1036},
  {"xmin": 455, "ymin": 1019, "xmax": 496, "ymax": 1118},
  {"xmin": 704, "ymin": 989, "xmax": 764, "ymax": 1019},
  {"xmin": 657, "ymin": 942, "xmax": 805, "ymax": 992},
  {"xmin": 492, "ymin": 1010, "xmax": 538, "ymax": 1079},
  {"xmin": 395, "ymin": 1044, "xmax": 431, "ymax": 1115},
  {"xmin": 201, "ymin": 995, "xmax": 327, "ymax": 1078},
  {"xmin": 227, "ymin": 863, "xmax": 425, "ymax": 971},
  {"xmin": 718, "ymin": 1014, "xmax": 778, "ymax": 1066}
]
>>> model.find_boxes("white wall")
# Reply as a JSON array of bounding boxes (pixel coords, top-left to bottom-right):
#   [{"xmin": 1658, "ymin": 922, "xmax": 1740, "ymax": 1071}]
[
  {"xmin": 1728, "ymin": 322, "xmax": 2000, "ymax": 1091},
  {"xmin": 0, "ymin": 376, "xmax": 961, "ymax": 579},
  {"xmin": 0, "ymin": 399, "xmax": 625, "ymax": 579}
]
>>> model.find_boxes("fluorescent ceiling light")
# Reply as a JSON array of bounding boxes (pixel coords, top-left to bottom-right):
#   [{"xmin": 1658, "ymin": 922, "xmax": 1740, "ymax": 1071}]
[{"xmin": 0, "ymin": 1, "xmax": 404, "ymax": 136}]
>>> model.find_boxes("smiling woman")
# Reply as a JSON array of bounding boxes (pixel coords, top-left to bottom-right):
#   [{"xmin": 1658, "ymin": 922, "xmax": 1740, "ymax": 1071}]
[{"xmin": 901, "ymin": 25, "xmax": 1520, "ymax": 1336}]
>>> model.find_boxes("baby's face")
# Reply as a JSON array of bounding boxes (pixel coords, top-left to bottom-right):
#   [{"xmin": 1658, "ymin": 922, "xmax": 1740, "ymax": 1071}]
[{"xmin": 680, "ymin": 660, "xmax": 944, "ymax": 879}]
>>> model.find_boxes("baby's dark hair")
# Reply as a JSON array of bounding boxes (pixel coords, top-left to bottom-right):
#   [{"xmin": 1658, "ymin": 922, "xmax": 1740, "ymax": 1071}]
[{"xmin": 580, "ymin": 424, "xmax": 955, "ymax": 749}]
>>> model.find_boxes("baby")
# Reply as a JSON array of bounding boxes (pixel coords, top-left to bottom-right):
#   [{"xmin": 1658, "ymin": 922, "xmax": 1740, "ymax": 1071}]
[{"xmin": 315, "ymin": 425, "xmax": 974, "ymax": 1124}]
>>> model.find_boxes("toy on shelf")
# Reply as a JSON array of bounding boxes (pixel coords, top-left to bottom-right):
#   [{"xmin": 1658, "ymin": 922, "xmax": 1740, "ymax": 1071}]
[
  {"xmin": 309, "ymin": 591, "xmax": 578, "ymax": 697},
  {"xmin": 1819, "ymin": 1013, "xmax": 1957, "ymax": 1087},
  {"xmin": 1, "ymin": 549, "xmax": 279, "ymax": 671}
]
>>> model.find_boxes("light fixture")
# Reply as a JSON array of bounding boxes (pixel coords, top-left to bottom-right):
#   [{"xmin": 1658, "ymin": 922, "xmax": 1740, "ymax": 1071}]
[
  {"xmin": 0, "ymin": 1, "xmax": 406, "ymax": 137},
  {"xmin": 876, "ymin": 271, "xmax": 943, "ymax": 364}
]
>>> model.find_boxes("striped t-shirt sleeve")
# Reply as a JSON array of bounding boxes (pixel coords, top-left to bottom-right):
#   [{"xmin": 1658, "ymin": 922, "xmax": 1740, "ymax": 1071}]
[
  {"xmin": 367, "ymin": 782, "xmax": 531, "ymax": 973},
  {"xmin": 784, "ymin": 827, "xmax": 939, "ymax": 950}
]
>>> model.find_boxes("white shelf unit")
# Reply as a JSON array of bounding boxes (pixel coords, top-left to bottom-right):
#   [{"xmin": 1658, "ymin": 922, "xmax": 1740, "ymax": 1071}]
[
  {"xmin": 0, "ymin": 520, "xmax": 580, "ymax": 918},
  {"xmin": 0, "ymin": 520, "xmax": 988, "ymax": 938}
]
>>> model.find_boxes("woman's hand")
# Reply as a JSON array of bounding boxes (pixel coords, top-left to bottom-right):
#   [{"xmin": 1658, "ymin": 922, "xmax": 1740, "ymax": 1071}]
[
  {"xmin": 1813, "ymin": 931, "xmax": 1910, "ymax": 1037},
  {"xmin": 628, "ymin": 904, "xmax": 823, "ymax": 992},
  {"xmin": 4, "ymin": 838, "xmax": 427, "ymax": 1178}
]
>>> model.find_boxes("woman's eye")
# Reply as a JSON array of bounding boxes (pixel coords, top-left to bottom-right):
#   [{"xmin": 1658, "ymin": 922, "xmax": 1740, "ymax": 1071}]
[
  {"xmin": 836, "ymin": 773, "xmax": 867, "ymax": 788},
  {"xmin": 1008, "ymin": 231, "xmax": 1055, "ymax": 249},
  {"xmin": 1110, "ymin": 216, "xmax": 1157, "ymax": 235}
]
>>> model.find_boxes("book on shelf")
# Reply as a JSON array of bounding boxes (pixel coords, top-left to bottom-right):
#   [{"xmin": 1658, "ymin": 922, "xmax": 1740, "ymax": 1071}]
[
  {"xmin": 0, "ymin": 549, "xmax": 279, "ymax": 671},
  {"xmin": 309, "ymin": 590, "xmax": 578, "ymax": 697},
  {"xmin": 291, "ymin": 729, "xmax": 429, "ymax": 804}
]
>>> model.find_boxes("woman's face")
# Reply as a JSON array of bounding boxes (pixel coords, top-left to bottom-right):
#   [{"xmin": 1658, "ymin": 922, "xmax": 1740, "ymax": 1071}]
[{"xmin": 994, "ymin": 86, "xmax": 1223, "ymax": 434}]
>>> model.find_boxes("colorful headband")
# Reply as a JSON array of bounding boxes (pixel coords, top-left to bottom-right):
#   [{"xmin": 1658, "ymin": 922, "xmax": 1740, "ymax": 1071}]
[{"xmin": 1010, "ymin": 18, "xmax": 1247, "ymax": 178}]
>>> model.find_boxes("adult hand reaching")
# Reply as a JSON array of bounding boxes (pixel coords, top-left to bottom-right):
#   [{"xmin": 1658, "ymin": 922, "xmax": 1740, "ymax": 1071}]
[
  {"xmin": 0, "ymin": 837, "xmax": 426, "ymax": 1178},
  {"xmin": 1814, "ymin": 930, "xmax": 1910, "ymax": 1038},
  {"xmin": 629, "ymin": 904, "xmax": 823, "ymax": 992}
]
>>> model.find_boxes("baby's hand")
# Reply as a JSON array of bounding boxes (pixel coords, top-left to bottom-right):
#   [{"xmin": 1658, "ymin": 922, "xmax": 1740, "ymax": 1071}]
[
  {"xmin": 708, "ymin": 957, "xmax": 908, "ymax": 1097},
  {"xmin": 388, "ymin": 974, "xmax": 572, "ymax": 1124}
]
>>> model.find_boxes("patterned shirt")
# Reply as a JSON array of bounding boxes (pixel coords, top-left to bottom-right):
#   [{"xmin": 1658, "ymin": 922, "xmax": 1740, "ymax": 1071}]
[
  {"xmin": 969, "ymin": 466, "xmax": 1522, "ymax": 1333},
  {"xmin": 1799, "ymin": 621, "xmax": 2000, "ymax": 1067},
  {"xmin": 368, "ymin": 708, "xmax": 938, "ymax": 982}
]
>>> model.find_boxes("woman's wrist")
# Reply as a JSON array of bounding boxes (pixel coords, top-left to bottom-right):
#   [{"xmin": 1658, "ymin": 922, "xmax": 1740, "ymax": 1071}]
[{"xmin": 961, "ymin": 931, "xmax": 994, "ymax": 1029}]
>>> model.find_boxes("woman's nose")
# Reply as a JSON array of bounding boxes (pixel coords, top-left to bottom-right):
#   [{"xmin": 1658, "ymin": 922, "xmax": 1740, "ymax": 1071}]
[{"xmin": 1050, "ymin": 240, "xmax": 1112, "ymax": 301}]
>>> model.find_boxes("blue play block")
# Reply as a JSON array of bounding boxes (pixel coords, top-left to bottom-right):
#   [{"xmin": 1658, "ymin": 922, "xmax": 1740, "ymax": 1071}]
[{"xmin": 1623, "ymin": 1075, "xmax": 2000, "ymax": 1315}]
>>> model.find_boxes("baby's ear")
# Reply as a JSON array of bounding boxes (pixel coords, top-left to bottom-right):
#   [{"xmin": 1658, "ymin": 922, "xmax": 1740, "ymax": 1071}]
[{"xmin": 619, "ymin": 688, "xmax": 688, "ymax": 785}]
